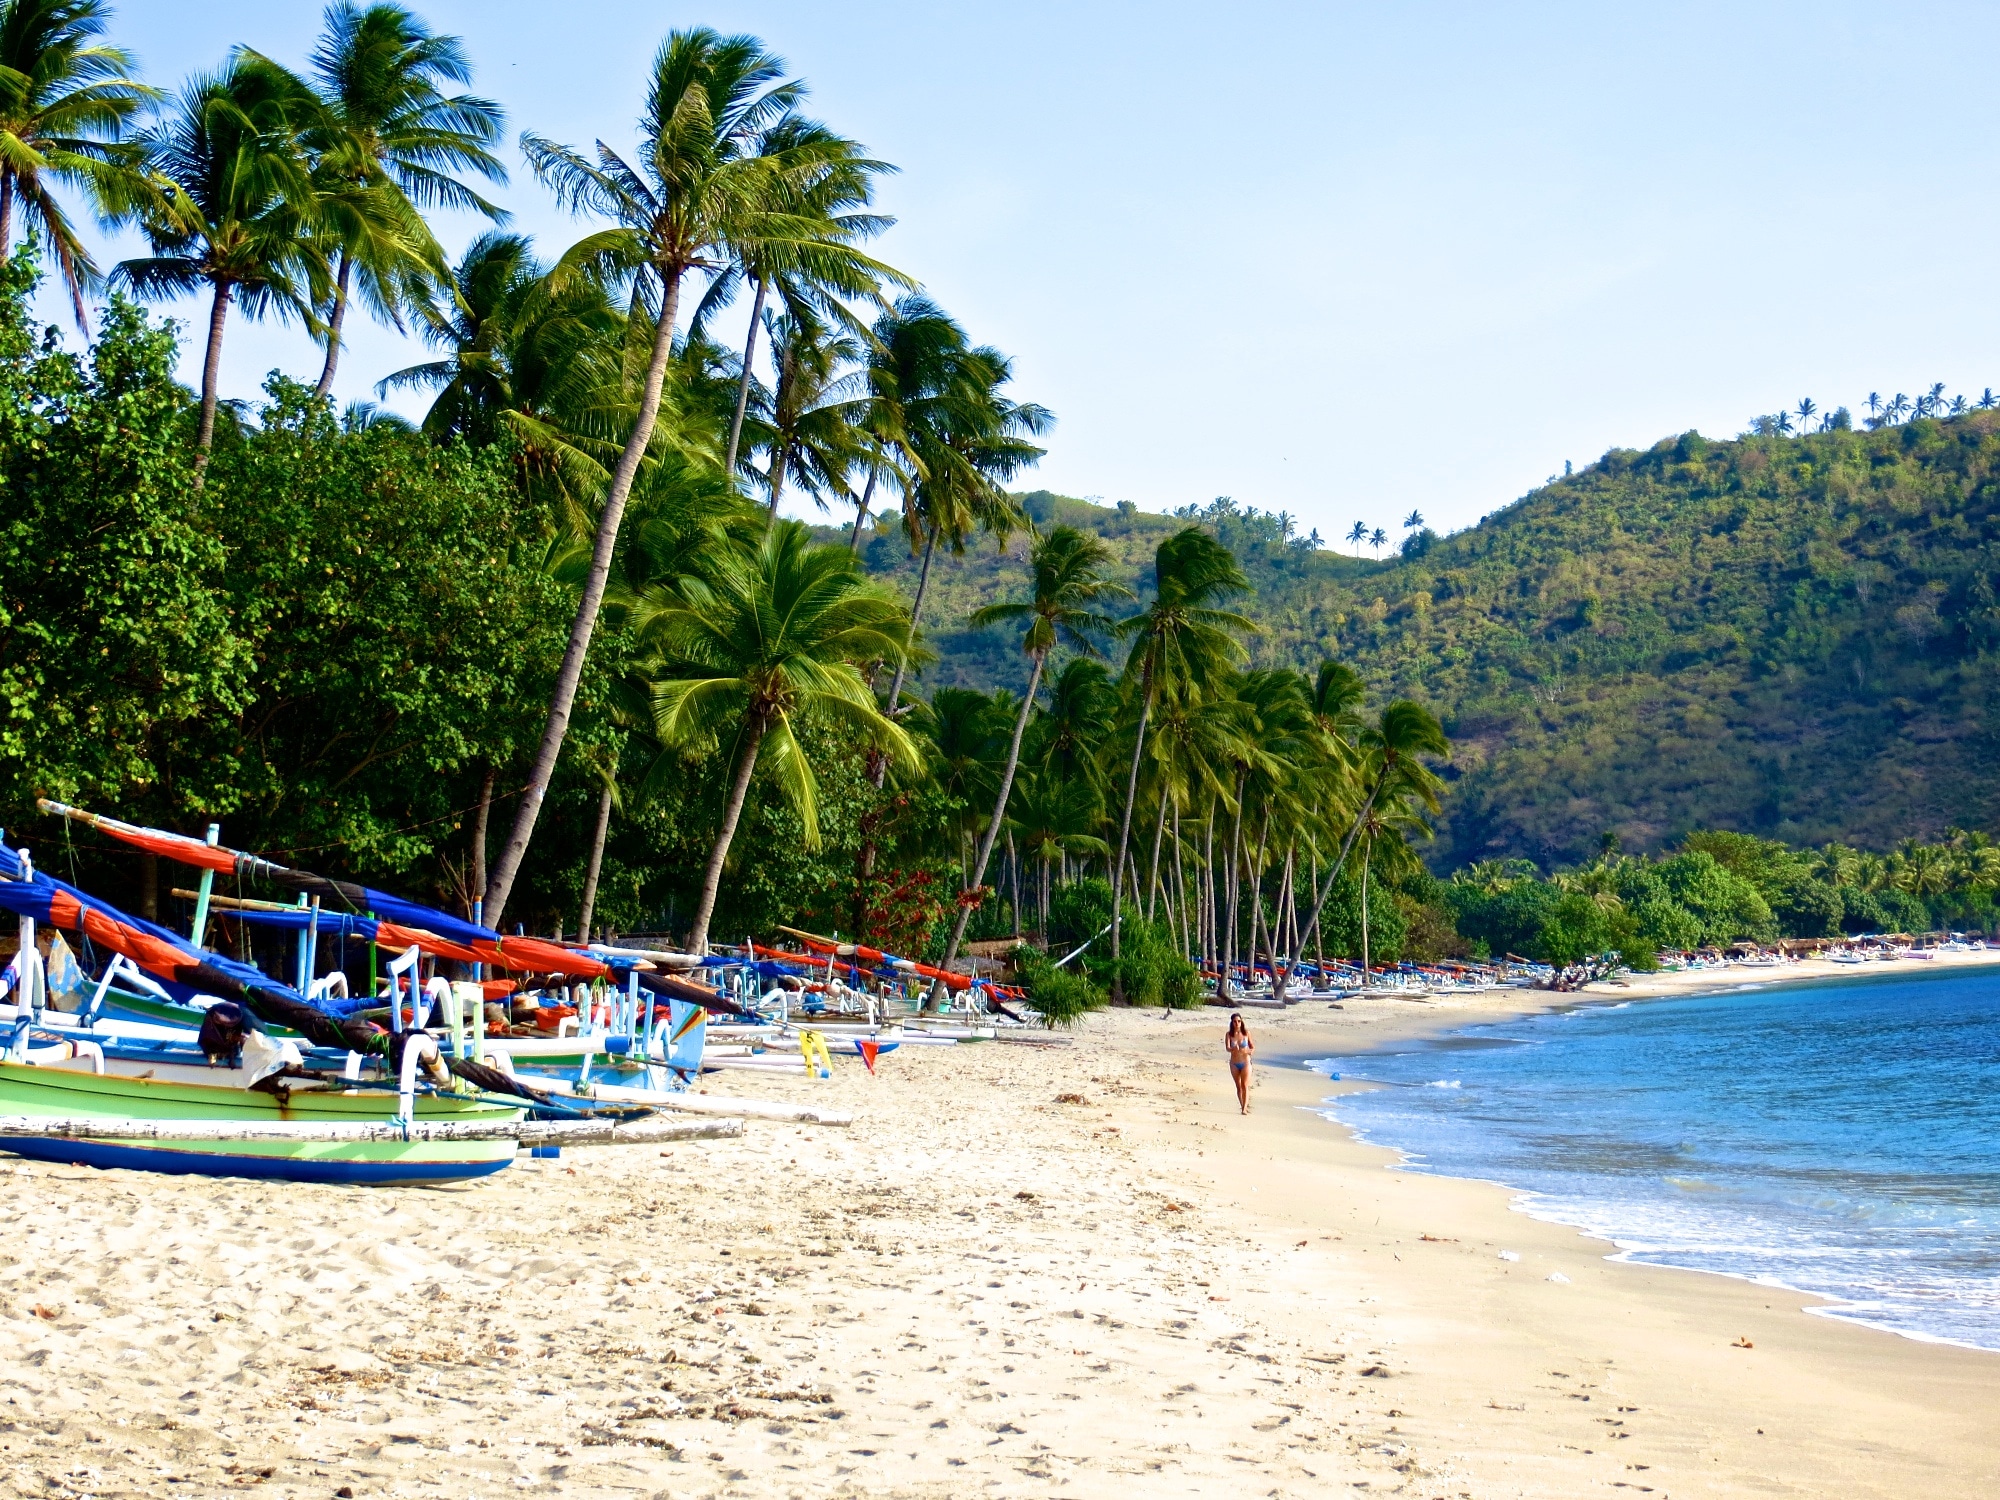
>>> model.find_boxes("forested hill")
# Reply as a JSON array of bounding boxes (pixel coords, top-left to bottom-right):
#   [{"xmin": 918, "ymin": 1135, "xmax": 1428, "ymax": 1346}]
[{"xmin": 836, "ymin": 414, "xmax": 2000, "ymax": 869}]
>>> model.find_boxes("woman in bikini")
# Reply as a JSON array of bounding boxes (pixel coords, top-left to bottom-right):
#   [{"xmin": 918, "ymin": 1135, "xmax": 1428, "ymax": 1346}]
[{"xmin": 1224, "ymin": 1013, "xmax": 1253, "ymax": 1114}]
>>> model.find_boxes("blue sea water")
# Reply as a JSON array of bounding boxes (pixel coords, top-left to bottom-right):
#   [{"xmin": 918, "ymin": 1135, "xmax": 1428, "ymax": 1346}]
[{"xmin": 1302, "ymin": 966, "xmax": 2000, "ymax": 1350}]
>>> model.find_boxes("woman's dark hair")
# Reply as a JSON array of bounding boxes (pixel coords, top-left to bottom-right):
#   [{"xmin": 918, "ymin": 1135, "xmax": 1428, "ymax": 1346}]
[{"xmin": 1226, "ymin": 1013, "xmax": 1247, "ymax": 1035}]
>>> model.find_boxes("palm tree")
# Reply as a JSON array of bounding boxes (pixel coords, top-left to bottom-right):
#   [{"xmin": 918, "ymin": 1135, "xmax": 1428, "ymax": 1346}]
[
  {"xmin": 935, "ymin": 525, "xmax": 1130, "ymax": 981},
  {"xmin": 1031, "ymin": 656, "xmax": 1117, "ymax": 793},
  {"xmin": 1345, "ymin": 520, "xmax": 1367, "ymax": 557},
  {"xmin": 117, "ymin": 53, "xmax": 324, "ymax": 469},
  {"xmin": 1368, "ymin": 526, "xmax": 1387, "ymax": 556},
  {"xmin": 0, "ymin": 0, "xmax": 158, "ymax": 331},
  {"xmin": 1402, "ymin": 509, "xmax": 1423, "ymax": 532},
  {"xmin": 1865, "ymin": 392, "xmax": 1882, "ymax": 420},
  {"xmin": 704, "ymin": 111, "xmax": 905, "ymax": 477},
  {"xmin": 1927, "ymin": 382, "xmax": 1948, "ymax": 417},
  {"xmin": 1009, "ymin": 770, "xmax": 1107, "ymax": 938},
  {"xmin": 1290, "ymin": 701, "xmax": 1449, "ymax": 982},
  {"xmin": 842, "ymin": 294, "xmax": 956, "ymax": 556},
  {"xmin": 739, "ymin": 305, "xmax": 865, "ymax": 522},
  {"xmin": 1950, "ymin": 394, "xmax": 1969, "ymax": 417},
  {"xmin": 636, "ymin": 520, "xmax": 917, "ymax": 953},
  {"xmin": 379, "ymin": 230, "xmax": 630, "ymax": 507},
  {"xmin": 486, "ymin": 29, "xmax": 879, "ymax": 924},
  {"xmin": 304, "ymin": 0, "xmax": 508, "ymax": 398},
  {"xmin": 1887, "ymin": 392, "xmax": 1911, "ymax": 423},
  {"xmin": 1979, "ymin": 389, "xmax": 1997, "ymax": 412},
  {"xmin": 876, "ymin": 310, "xmax": 1050, "ymax": 725},
  {"xmin": 1795, "ymin": 398, "xmax": 1816, "ymax": 432},
  {"xmin": 1108, "ymin": 528, "xmax": 1254, "ymax": 999}
]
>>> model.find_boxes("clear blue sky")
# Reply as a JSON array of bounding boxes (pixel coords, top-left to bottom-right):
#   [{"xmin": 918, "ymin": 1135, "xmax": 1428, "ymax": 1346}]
[{"xmin": 71, "ymin": 1, "xmax": 2000, "ymax": 539}]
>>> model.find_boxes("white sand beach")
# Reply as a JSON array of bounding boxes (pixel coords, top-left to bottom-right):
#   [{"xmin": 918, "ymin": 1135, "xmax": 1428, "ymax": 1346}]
[{"xmin": 2, "ymin": 957, "xmax": 1997, "ymax": 1499}]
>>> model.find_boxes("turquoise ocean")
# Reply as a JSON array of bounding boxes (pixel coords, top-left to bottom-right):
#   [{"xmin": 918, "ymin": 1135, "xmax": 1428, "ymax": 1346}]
[{"xmin": 1303, "ymin": 966, "xmax": 2000, "ymax": 1350}]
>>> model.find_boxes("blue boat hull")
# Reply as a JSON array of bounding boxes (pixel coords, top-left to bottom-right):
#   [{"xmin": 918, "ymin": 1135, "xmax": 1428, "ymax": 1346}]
[{"xmin": 0, "ymin": 1134, "xmax": 514, "ymax": 1185}]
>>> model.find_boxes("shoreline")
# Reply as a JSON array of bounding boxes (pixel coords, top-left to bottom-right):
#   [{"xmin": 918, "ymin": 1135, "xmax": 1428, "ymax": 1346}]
[{"xmin": 1274, "ymin": 944, "xmax": 2000, "ymax": 1355}]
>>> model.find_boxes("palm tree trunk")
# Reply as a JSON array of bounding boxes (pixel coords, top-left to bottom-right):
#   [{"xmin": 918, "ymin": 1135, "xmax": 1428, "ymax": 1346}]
[
  {"xmin": 938, "ymin": 652, "xmax": 1045, "ymax": 976},
  {"xmin": 1173, "ymin": 801, "xmax": 1189, "ymax": 962},
  {"xmin": 1361, "ymin": 838, "xmax": 1372, "ymax": 980},
  {"xmin": 764, "ymin": 447, "xmax": 788, "ymax": 524},
  {"xmin": 483, "ymin": 263, "xmax": 686, "ymax": 925},
  {"xmin": 876, "ymin": 524, "xmax": 938, "ymax": 754},
  {"xmin": 314, "ymin": 253, "xmax": 353, "ymax": 400},
  {"xmin": 848, "ymin": 463, "xmax": 878, "ymax": 554},
  {"xmin": 193, "ymin": 280, "xmax": 232, "ymax": 475},
  {"xmin": 1008, "ymin": 829, "xmax": 1021, "ymax": 939},
  {"xmin": 688, "ymin": 719, "xmax": 767, "ymax": 953},
  {"xmin": 1288, "ymin": 772, "xmax": 1390, "ymax": 992},
  {"xmin": 0, "ymin": 175, "xmax": 14, "ymax": 261},
  {"xmin": 1247, "ymin": 812, "xmax": 1272, "ymax": 978},
  {"xmin": 1221, "ymin": 770, "xmax": 1246, "ymax": 996},
  {"xmin": 576, "ymin": 779, "xmax": 615, "ymax": 939},
  {"xmin": 1312, "ymin": 845, "xmax": 1325, "ymax": 983},
  {"xmin": 1107, "ymin": 684, "xmax": 1155, "ymax": 1004},
  {"xmin": 1201, "ymin": 796, "xmax": 1216, "ymax": 971},
  {"xmin": 724, "ymin": 274, "xmax": 768, "ymax": 475},
  {"xmin": 469, "ymin": 764, "xmax": 496, "ymax": 917},
  {"xmin": 1146, "ymin": 788, "xmax": 1169, "ymax": 922}
]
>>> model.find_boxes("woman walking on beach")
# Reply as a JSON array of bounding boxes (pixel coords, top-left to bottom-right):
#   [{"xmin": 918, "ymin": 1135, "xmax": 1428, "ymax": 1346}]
[{"xmin": 1225, "ymin": 1013, "xmax": 1254, "ymax": 1114}]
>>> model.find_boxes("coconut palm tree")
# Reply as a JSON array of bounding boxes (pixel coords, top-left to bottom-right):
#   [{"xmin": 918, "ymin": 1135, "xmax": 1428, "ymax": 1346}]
[
  {"xmin": 1107, "ymin": 528, "xmax": 1254, "ymax": 998},
  {"xmin": 1369, "ymin": 526, "xmax": 1387, "ymax": 555},
  {"xmin": 486, "ymin": 29, "xmax": 889, "ymax": 923},
  {"xmin": 738, "ymin": 305, "xmax": 865, "ymax": 522},
  {"xmin": 1291, "ymin": 701, "xmax": 1449, "ymax": 975},
  {"xmin": 842, "ymin": 294, "xmax": 956, "ymax": 556},
  {"xmin": 876, "ymin": 314, "xmax": 1051, "ymax": 725},
  {"xmin": 1009, "ymin": 770, "xmax": 1108, "ymax": 939},
  {"xmin": 935, "ymin": 525, "xmax": 1131, "ymax": 980},
  {"xmin": 704, "ymin": 111, "xmax": 906, "ymax": 477},
  {"xmin": 304, "ymin": 1, "xmax": 508, "ymax": 398},
  {"xmin": 117, "ymin": 53, "xmax": 324, "ymax": 469},
  {"xmin": 0, "ymin": 0, "xmax": 158, "ymax": 330},
  {"xmin": 1345, "ymin": 520, "xmax": 1367, "ymax": 557},
  {"xmin": 378, "ymin": 229, "xmax": 631, "ymax": 507},
  {"xmin": 1402, "ymin": 509, "xmax": 1423, "ymax": 532},
  {"xmin": 635, "ymin": 519, "xmax": 917, "ymax": 952},
  {"xmin": 1795, "ymin": 397, "xmax": 1816, "ymax": 432}
]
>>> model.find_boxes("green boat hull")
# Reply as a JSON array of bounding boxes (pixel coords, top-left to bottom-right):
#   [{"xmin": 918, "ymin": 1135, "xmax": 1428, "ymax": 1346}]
[{"xmin": 0, "ymin": 1062, "xmax": 519, "ymax": 1185}]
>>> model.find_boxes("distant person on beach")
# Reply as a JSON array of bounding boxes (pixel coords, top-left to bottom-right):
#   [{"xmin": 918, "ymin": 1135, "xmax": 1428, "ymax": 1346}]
[{"xmin": 1225, "ymin": 1013, "xmax": 1253, "ymax": 1114}]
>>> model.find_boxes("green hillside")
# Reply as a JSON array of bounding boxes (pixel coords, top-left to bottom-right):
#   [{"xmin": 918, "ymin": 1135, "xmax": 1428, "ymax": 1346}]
[{"xmin": 838, "ymin": 414, "xmax": 2000, "ymax": 869}]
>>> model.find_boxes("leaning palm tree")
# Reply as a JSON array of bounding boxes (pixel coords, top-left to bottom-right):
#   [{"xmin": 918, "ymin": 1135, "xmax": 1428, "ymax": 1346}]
[
  {"xmin": 116, "ymin": 53, "xmax": 324, "ymax": 468},
  {"xmin": 703, "ymin": 110, "xmax": 905, "ymax": 476},
  {"xmin": 934, "ymin": 525, "xmax": 1131, "ymax": 981},
  {"xmin": 484, "ymin": 28, "xmax": 896, "ymax": 924},
  {"xmin": 1107, "ymin": 528, "xmax": 1254, "ymax": 998},
  {"xmin": 635, "ymin": 519, "xmax": 918, "ymax": 953},
  {"xmin": 304, "ymin": 0, "xmax": 508, "ymax": 397},
  {"xmin": 0, "ymin": 0, "xmax": 158, "ymax": 330}
]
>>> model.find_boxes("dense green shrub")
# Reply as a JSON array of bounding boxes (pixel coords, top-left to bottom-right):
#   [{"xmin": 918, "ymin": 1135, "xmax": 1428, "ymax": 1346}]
[{"xmin": 1010, "ymin": 944, "xmax": 1105, "ymax": 1026}]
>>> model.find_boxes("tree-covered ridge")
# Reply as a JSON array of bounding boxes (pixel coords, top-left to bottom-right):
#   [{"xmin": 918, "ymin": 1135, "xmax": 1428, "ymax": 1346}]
[{"xmin": 869, "ymin": 416, "xmax": 2000, "ymax": 869}]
